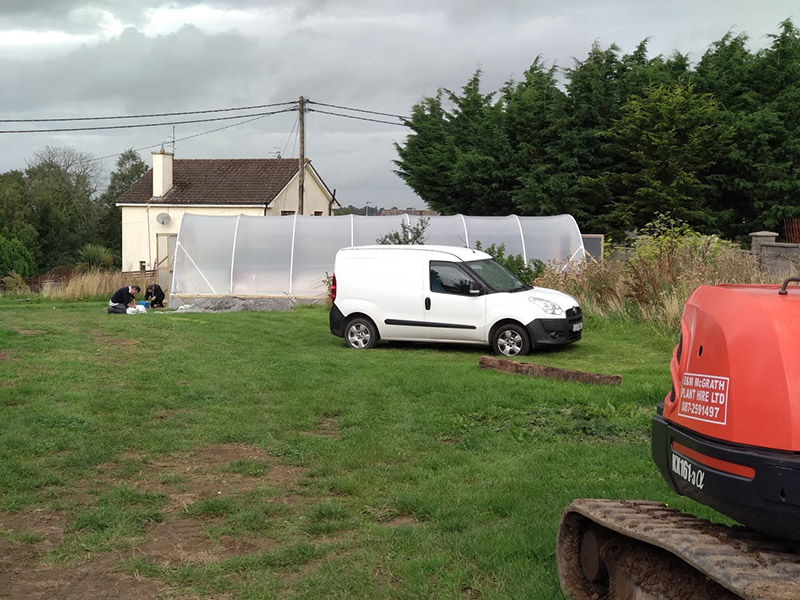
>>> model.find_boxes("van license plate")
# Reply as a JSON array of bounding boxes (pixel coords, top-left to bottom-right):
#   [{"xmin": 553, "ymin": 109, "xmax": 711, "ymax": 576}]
[{"xmin": 572, "ymin": 322, "xmax": 583, "ymax": 332}]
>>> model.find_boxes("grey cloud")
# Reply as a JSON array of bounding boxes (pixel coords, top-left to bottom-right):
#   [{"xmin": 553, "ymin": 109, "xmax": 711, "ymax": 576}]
[
  {"xmin": 0, "ymin": 25, "xmax": 269, "ymax": 114},
  {"xmin": 0, "ymin": 0, "xmax": 797, "ymax": 210}
]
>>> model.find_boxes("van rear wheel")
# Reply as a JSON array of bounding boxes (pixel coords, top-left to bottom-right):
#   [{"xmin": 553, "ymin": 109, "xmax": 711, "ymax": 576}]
[
  {"xmin": 492, "ymin": 323, "xmax": 530, "ymax": 357},
  {"xmin": 345, "ymin": 317, "xmax": 378, "ymax": 349}
]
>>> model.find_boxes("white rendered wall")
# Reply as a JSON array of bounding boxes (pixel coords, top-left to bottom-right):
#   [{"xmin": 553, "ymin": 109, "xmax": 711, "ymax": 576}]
[{"xmin": 120, "ymin": 205, "xmax": 265, "ymax": 272}]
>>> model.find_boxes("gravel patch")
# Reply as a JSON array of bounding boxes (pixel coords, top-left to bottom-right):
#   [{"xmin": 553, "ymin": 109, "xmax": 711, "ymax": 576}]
[{"xmin": 174, "ymin": 297, "xmax": 296, "ymax": 313}]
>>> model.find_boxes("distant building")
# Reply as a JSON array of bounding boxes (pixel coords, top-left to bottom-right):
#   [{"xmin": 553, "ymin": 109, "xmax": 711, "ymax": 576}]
[
  {"xmin": 378, "ymin": 208, "xmax": 439, "ymax": 216},
  {"xmin": 116, "ymin": 149, "xmax": 338, "ymax": 273}
]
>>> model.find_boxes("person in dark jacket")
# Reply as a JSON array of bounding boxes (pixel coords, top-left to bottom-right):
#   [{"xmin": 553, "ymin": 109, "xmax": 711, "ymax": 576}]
[
  {"xmin": 145, "ymin": 284, "xmax": 165, "ymax": 308},
  {"xmin": 108, "ymin": 285, "xmax": 140, "ymax": 314}
]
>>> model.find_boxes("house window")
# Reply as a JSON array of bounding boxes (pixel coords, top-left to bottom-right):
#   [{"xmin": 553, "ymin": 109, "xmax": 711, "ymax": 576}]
[
  {"xmin": 281, "ymin": 210, "xmax": 295, "ymax": 216},
  {"xmin": 313, "ymin": 211, "xmax": 323, "ymax": 216}
]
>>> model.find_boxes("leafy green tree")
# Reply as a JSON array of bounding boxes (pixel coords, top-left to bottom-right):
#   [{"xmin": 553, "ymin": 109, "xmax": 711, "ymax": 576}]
[
  {"xmin": 0, "ymin": 170, "xmax": 40, "ymax": 265},
  {"xmin": 396, "ymin": 72, "xmax": 510, "ymax": 215},
  {"xmin": 376, "ymin": 217, "xmax": 429, "ymax": 244},
  {"xmin": 97, "ymin": 149, "xmax": 148, "ymax": 257},
  {"xmin": 693, "ymin": 20, "xmax": 800, "ymax": 239},
  {"xmin": 395, "ymin": 21, "xmax": 800, "ymax": 242},
  {"xmin": 735, "ymin": 20, "xmax": 800, "ymax": 233},
  {"xmin": 474, "ymin": 241, "xmax": 544, "ymax": 283},
  {"xmin": 396, "ymin": 65, "xmax": 568, "ymax": 217},
  {"xmin": 500, "ymin": 60, "xmax": 570, "ymax": 216},
  {"xmin": 584, "ymin": 84, "xmax": 734, "ymax": 239},
  {"xmin": 564, "ymin": 41, "xmax": 689, "ymax": 230},
  {"xmin": 0, "ymin": 235, "xmax": 36, "ymax": 278},
  {"xmin": 24, "ymin": 146, "xmax": 103, "ymax": 271}
]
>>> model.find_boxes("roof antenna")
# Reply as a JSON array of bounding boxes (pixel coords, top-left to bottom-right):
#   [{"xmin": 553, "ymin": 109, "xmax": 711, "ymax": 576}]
[{"xmin": 171, "ymin": 126, "xmax": 177, "ymax": 154}]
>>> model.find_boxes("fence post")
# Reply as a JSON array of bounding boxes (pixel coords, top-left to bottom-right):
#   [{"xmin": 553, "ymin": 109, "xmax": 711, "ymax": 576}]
[{"xmin": 139, "ymin": 260, "xmax": 147, "ymax": 295}]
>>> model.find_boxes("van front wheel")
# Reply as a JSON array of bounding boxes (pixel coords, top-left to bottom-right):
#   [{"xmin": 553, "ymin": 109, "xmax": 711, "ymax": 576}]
[
  {"xmin": 345, "ymin": 317, "xmax": 379, "ymax": 349},
  {"xmin": 492, "ymin": 323, "xmax": 530, "ymax": 357}
]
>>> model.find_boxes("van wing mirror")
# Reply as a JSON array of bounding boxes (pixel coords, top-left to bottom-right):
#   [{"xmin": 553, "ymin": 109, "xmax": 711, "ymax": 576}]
[{"xmin": 469, "ymin": 281, "xmax": 484, "ymax": 295}]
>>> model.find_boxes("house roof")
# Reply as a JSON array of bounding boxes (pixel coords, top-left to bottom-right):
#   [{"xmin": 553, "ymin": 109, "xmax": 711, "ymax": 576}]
[{"xmin": 117, "ymin": 158, "xmax": 333, "ymax": 205}]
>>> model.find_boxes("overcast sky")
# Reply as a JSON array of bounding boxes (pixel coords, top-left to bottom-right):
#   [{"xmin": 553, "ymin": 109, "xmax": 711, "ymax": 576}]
[{"xmin": 1, "ymin": 1, "xmax": 796, "ymax": 209}]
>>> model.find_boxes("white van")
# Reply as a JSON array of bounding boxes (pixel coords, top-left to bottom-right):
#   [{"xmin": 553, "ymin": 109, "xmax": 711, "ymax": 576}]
[{"xmin": 329, "ymin": 245, "xmax": 582, "ymax": 356}]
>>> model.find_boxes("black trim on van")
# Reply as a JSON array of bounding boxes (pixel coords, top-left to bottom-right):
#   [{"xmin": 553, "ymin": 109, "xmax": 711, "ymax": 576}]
[
  {"xmin": 384, "ymin": 319, "xmax": 476, "ymax": 330},
  {"xmin": 525, "ymin": 314, "xmax": 583, "ymax": 348},
  {"xmin": 329, "ymin": 304, "xmax": 345, "ymax": 337}
]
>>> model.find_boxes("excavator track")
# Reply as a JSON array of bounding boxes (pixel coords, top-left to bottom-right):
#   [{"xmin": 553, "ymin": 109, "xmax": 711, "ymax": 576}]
[{"xmin": 557, "ymin": 499, "xmax": 800, "ymax": 600}]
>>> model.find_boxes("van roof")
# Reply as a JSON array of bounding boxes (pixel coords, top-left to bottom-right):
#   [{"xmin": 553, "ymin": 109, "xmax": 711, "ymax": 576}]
[{"xmin": 340, "ymin": 245, "xmax": 491, "ymax": 261}]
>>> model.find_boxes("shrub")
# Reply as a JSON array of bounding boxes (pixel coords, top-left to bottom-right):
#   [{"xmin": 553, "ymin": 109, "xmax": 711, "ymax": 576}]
[
  {"xmin": 0, "ymin": 235, "xmax": 36, "ymax": 278},
  {"xmin": 376, "ymin": 217, "xmax": 429, "ymax": 245},
  {"xmin": 1, "ymin": 271, "xmax": 30, "ymax": 294},
  {"xmin": 475, "ymin": 241, "xmax": 544, "ymax": 284},
  {"xmin": 74, "ymin": 244, "xmax": 115, "ymax": 273},
  {"xmin": 534, "ymin": 214, "xmax": 767, "ymax": 329}
]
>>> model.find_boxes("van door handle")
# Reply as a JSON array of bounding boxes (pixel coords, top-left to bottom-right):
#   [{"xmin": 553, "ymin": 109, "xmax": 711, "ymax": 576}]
[{"xmin": 425, "ymin": 297, "xmax": 431, "ymax": 310}]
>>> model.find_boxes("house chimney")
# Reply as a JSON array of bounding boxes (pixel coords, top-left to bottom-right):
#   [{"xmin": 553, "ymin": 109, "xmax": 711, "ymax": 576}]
[{"xmin": 152, "ymin": 147, "xmax": 174, "ymax": 198}]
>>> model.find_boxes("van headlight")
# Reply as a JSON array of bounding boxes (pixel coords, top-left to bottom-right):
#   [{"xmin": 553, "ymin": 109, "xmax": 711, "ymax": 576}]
[{"xmin": 529, "ymin": 297, "xmax": 563, "ymax": 315}]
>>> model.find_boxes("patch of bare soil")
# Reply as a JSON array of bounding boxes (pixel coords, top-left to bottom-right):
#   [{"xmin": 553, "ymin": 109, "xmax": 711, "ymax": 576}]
[
  {"xmin": 7, "ymin": 327, "xmax": 45, "ymax": 335},
  {"xmin": 90, "ymin": 331, "xmax": 141, "ymax": 349},
  {"xmin": 138, "ymin": 518, "xmax": 278, "ymax": 567},
  {"xmin": 384, "ymin": 515, "xmax": 418, "ymax": 528},
  {"xmin": 0, "ymin": 444, "xmax": 317, "ymax": 599},
  {"xmin": 0, "ymin": 351, "xmax": 15, "ymax": 361},
  {"xmin": 88, "ymin": 331, "xmax": 142, "ymax": 364},
  {"xmin": 0, "ymin": 512, "xmax": 165, "ymax": 600},
  {"xmin": 120, "ymin": 444, "xmax": 309, "ymax": 511},
  {"xmin": 303, "ymin": 414, "xmax": 340, "ymax": 438},
  {"xmin": 1, "ymin": 553, "xmax": 169, "ymax": 600}
]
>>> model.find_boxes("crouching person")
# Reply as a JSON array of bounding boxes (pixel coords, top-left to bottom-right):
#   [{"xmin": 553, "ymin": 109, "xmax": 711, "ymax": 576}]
[
  {"xmin": 145, "ymin": 284, "xmax": 165, "ymax": 308},
  {"xmin": 108, "ymin": 285, "xmax": 143, "ymax": 314}
]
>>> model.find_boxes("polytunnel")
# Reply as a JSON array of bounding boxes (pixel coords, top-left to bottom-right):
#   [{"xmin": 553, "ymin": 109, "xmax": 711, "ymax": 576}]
[{"xmin": 169, "ymin": 213, "xmax": 585, "ymax": 305}]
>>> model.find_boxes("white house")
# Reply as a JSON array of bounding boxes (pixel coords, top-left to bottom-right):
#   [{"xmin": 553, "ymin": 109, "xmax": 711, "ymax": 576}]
[{"xmin": 116, "ymin": 150, "xmax": 338, "ymax": 276}]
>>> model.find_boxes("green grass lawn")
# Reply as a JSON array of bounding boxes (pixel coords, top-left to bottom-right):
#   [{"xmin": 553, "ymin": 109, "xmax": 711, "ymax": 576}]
[{"xmin": 0, "ymin": 300, "xmax": 717, "ymax": 599}]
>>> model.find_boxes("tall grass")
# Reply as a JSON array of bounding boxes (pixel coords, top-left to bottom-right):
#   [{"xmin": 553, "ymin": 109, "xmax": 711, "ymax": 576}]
[
  {"xmin": 40, "ymin": 270, "xmax": 154, "ymax": 300},
  {"xmin": 535, "ymin": 218, "xmax": 770, "ymax": 330}
]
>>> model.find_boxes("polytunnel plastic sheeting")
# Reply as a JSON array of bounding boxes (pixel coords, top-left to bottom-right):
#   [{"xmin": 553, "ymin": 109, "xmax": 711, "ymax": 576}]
[
  {"xmin": 465, "ymin": 216, "xmax": 526, "ymax": 257},
  {"xmin": 518, "ymin": 215, "xmax": 586, "ymax": 264},
  {"xmin": 171, "ymin": 214, "xmax": 237, "ymax": 297},
  {"xmin": 170, "ymin": 213, "xmax": 585, "ymax": 303},
  {"xmin": 232, "ymin": 216, "xmax": 293, "ymax": 294}
]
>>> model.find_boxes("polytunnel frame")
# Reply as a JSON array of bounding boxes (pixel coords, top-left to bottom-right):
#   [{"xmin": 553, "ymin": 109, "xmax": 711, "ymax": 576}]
[{"xmin": 169, "ymin": 213, "xmax": 586, "ymax": 304}]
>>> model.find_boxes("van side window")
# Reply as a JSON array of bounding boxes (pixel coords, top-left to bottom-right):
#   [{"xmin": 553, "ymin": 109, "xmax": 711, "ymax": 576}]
[{"xmin": 430, "ymin": 262, "xmax": 477, "ymax": 296}]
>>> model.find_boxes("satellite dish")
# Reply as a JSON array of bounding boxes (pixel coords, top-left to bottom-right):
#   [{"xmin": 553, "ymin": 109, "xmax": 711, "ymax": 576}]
[{"xmin": 156, "ymin": 213, "xmax": 171, "ymax": 225}]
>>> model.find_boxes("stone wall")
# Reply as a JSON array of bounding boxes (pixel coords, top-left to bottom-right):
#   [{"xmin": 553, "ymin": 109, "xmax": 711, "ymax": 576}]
[{"xmin": 750, "ymin": 232, "xmax": 800, "ymax": 277}]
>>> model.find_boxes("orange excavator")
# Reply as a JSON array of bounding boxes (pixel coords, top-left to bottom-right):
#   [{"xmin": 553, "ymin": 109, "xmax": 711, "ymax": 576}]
[{"xmin": 557, "ymin": 281, "xmax": 800, "ymax": 600}]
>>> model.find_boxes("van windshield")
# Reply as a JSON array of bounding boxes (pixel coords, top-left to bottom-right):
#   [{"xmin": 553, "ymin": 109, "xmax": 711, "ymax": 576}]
[{"xmin": 467, "ymin": 258, "xmax": 530, "ymax": 293}]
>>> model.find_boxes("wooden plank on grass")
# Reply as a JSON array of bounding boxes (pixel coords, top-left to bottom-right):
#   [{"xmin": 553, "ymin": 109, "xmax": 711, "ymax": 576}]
[{"xmin": 479, "ymin": 356, "xmax": 622, "ymax": 386}]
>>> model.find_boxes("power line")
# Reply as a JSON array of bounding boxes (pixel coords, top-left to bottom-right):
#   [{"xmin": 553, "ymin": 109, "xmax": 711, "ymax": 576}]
[
  {"xmin": 307, "ymin": 108, "xmax": 407, "ymax": 126},
  {"xmin": 0, "ymin": 108, "xmax": 297, "ymax": 134},
  {"xmin": 282, "ymin": 114, "xmax": 300, "ymax": 158},
  {"xmin": 0, "ymin": 101, "xmax": 297, "ymax": 123},
  {"xmin": 92, "ymin": 111, "xmax": 290, "ymax": 163},
  {"xmin": 306, "ymin": 100, "xmax": 408, "ymax": 120}
]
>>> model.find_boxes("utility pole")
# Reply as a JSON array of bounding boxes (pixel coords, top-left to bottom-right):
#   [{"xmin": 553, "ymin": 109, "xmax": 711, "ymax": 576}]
[{"xmin": 298, "ymin": 96, "xmax": 305, "ymax": 216}]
